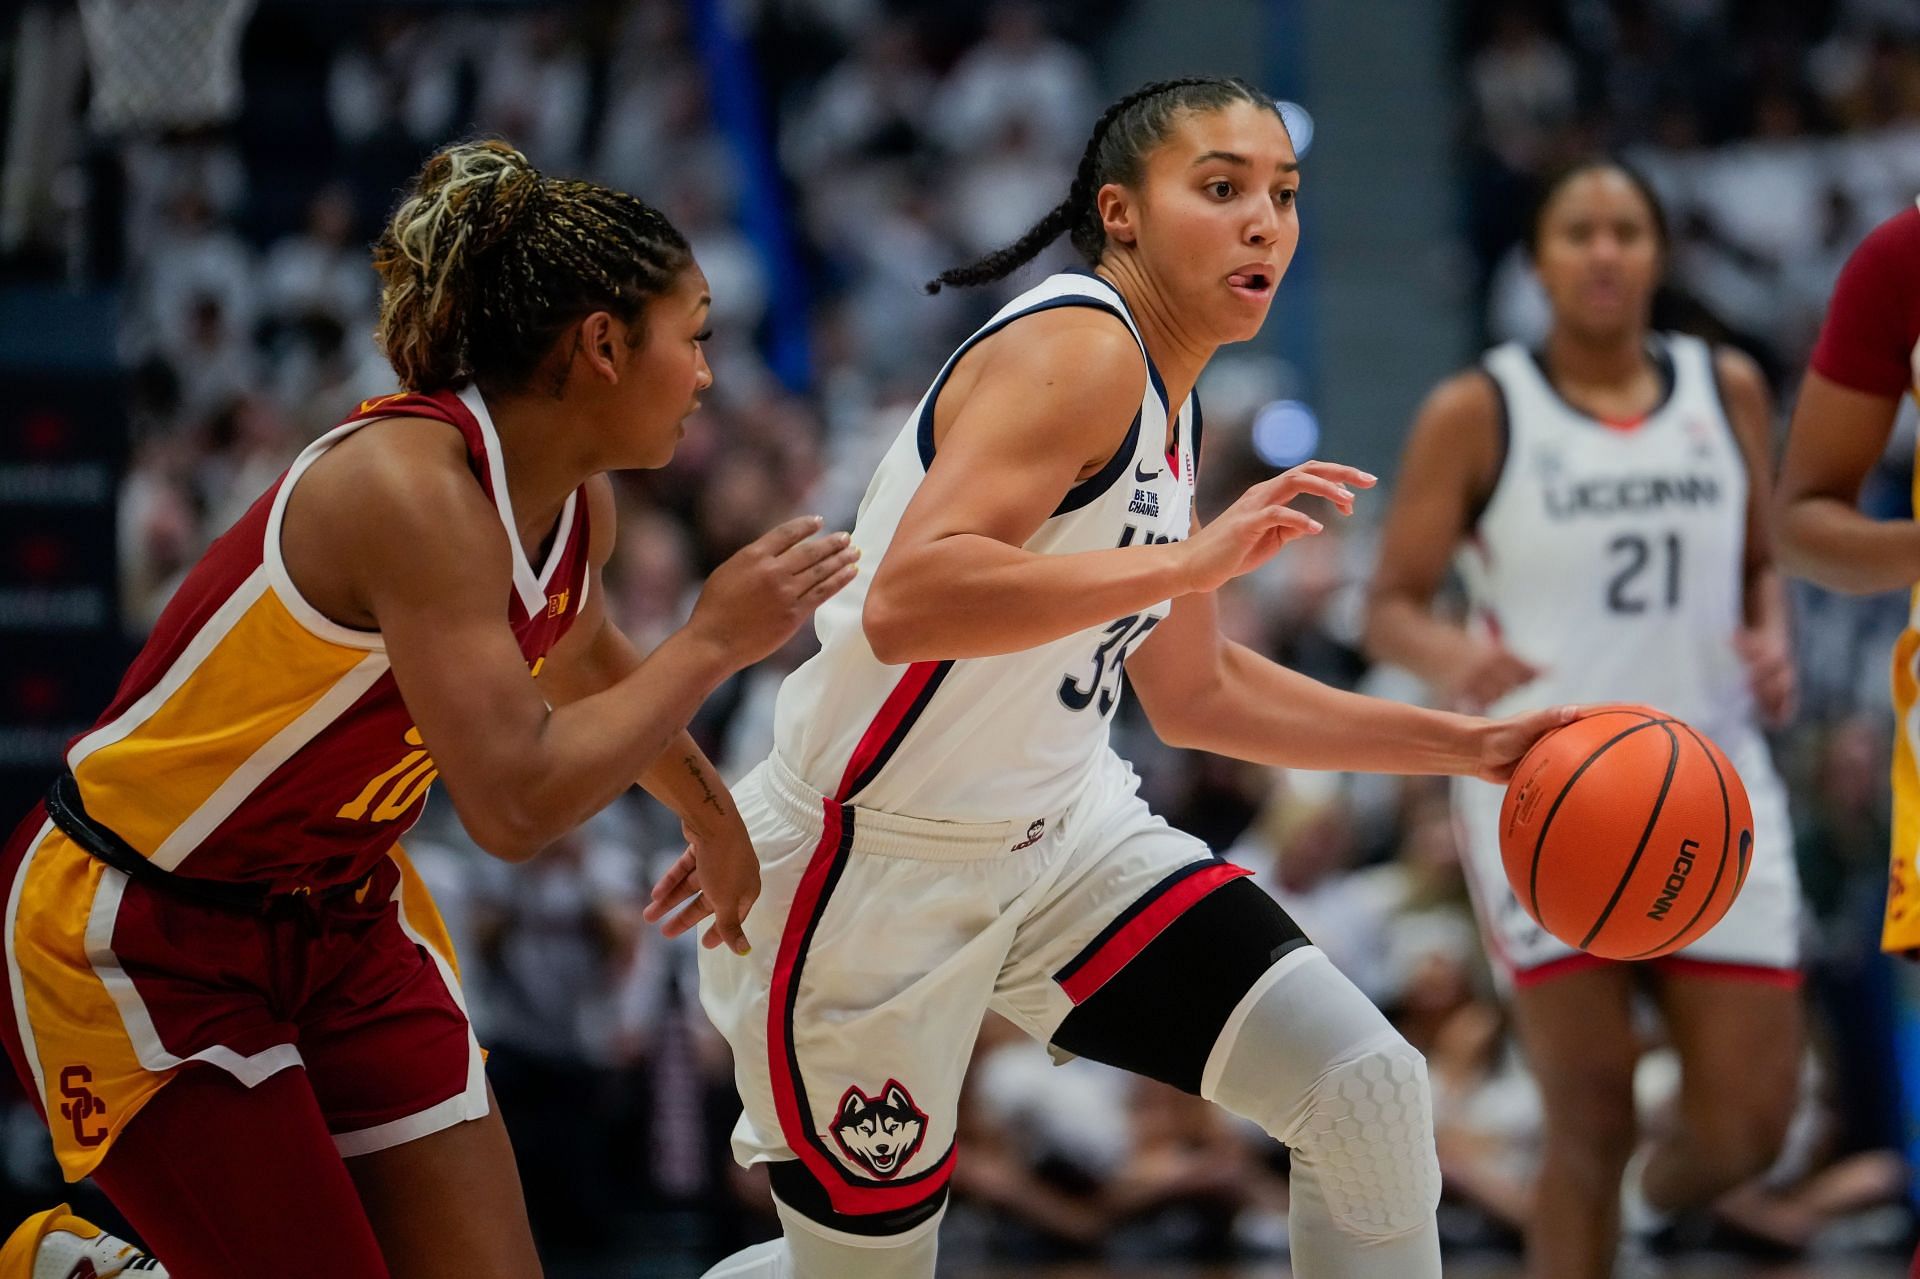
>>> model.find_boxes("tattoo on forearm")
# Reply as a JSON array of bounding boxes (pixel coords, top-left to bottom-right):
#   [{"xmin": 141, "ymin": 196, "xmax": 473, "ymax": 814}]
[{"xmin": 684, "ymin": 755, "xmax": 728, "ymax": 817}]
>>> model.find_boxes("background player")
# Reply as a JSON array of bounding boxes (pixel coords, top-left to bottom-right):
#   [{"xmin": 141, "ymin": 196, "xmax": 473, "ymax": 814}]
[
  {"xmin": 1771, "ymin": 196, "xmax": 1920, "ymax": 1279},
  {"xmin": 0, "ymin": 140, "xmax": 856, "ymax": 1278},
  {"xmin": 1365, "ymin": 159, "xmax": 1804, "ymax": 1279},
  {"xmin": 654, "ymin": 77, "xmax": 1578, "ymax": 1279}
]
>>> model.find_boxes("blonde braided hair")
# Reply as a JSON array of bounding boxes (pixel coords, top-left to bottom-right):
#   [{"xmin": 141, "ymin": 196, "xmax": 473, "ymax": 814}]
[{"xmin": 374, "ymin": 139, "xmax": 691, "ymax": 392}]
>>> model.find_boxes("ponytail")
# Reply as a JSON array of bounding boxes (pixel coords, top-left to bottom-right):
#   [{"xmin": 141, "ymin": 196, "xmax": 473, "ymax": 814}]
[{"xmin": 927, "ymin": 77, "xmax": 1282, "ymax": 293}]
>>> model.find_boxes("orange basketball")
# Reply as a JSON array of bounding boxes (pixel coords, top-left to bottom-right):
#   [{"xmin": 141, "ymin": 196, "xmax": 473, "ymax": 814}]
[{"xmin": 1498, "ymin": 705, "xmax": 1753, "ymax": 961}]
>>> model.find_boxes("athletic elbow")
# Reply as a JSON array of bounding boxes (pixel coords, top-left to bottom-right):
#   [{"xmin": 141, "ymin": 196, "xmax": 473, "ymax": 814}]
[
  {"xmin": 1771, "ymin": 500, "xmax": 1859, "ymax": 593},
  {"xmin": 861, "ymin": 579, "xmax": 919, "ymax": 665},
  {"xmin": 1135, "ymin": 677, "xmax": 1209, "ymax": 750},
  {"xmin": 1146, "ymin": 706, "xmax": 1203, "ymax": 750},
  {"xmin": 466, "ymin": 817, "xmax": 546, "ymax": 864},
  {"xmin": 451, "ymin": 788, "xmax": 552, "ymax": 863}
]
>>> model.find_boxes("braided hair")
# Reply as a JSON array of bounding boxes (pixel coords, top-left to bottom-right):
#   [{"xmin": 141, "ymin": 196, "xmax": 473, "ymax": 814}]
[
  {"xmin": 927, "ymin": 77, "xmax": 1285, "ymax": 293},
  {"xmin": 373, "ymin": 139, "xmax": 693, "ymax": 393}
]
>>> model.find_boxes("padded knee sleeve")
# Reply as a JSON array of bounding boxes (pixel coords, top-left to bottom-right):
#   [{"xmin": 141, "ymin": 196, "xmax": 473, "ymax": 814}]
[
  {"xmin": 1202, "ymin": 946, "xmax": 1441, "ymax": 1241},
  {"xmin": 781, "ymin": 1203, "xmax": 938, "ymax": 1279}
]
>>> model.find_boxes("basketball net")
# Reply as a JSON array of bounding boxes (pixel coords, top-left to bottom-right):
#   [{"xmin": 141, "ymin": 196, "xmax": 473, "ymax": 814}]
[{"xmin": 76, "ymin": 0, "xmax": 257, "ymax": 136}]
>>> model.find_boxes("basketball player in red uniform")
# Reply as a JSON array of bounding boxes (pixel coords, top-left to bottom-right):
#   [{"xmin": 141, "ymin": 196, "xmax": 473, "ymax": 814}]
[
  {"xmin": 1367, "ymin": 160, "xmax": 1803, "ymax": 1279},
  {"xmin": 1772, "ymin": 197, "xmax": 1920, "ymax": 1279},
  {"xmin": 0, "ymin": 139, "xmax": 857, "ymax": 1278}
]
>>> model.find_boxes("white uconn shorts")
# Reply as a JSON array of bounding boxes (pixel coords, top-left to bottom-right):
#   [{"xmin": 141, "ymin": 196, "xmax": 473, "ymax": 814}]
[
  {"xmin": 1453, "ymin": 727, "xmax": 1802, "ymax": 991},
  {"xmin": 697, "ymin": 750, "xmax": 1249, "ymax": 1234}
]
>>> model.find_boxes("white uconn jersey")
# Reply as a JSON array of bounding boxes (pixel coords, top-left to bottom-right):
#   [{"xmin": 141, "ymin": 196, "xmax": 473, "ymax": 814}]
[
  {"xmin": 1461, "ymin": 333, "xmax": 1754, "ymax": 742},
  {"xmin": 774, "ymin": 272, "xmax": 1197, "ymax": 821}
]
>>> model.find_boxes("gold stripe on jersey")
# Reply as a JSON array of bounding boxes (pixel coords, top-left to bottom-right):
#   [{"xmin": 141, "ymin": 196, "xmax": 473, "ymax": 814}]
[
  {"xmin": 1888, "ymin": 389, "xmax": 1920, "ymax": 954},
  {"xmin": 70, "ymin": 576, "xmax": 376, "ymax": 862},
  {"xmin": 1887, "ymin": 624, "xmax": 1920, "ymax": 952}
]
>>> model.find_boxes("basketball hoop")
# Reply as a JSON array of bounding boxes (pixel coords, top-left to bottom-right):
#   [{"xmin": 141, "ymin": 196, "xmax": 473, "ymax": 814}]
[{"xmin": 76, "ymin": 0, "xmax": 257, "ymax": 137}]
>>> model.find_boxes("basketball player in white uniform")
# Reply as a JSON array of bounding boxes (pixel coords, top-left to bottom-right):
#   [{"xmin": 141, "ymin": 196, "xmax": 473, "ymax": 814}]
[
  {"xmin": 646, "ymin": 78, "xmax": 1577, "ymax": 1279},
  {"xmin": 1367, "ymin": 160, "xmax": 1804, "ymax": 1279}
]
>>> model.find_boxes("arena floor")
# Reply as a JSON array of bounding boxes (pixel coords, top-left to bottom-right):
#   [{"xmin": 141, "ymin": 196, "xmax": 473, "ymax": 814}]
[
  {"xmin": 573, "ymin": 1256, "xmax": 1915, "ymax": 1278},
  {"xmin": 946, "ymin": 1262, "xmax": 1909, "ymax": 1278}
]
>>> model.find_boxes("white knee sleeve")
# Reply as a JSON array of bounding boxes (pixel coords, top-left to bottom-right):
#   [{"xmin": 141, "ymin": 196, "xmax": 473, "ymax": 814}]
[
  {"xmin": 700, "ymin": 1197, "xmax": 942, "ymax": 1279},
  {"xmin": 1203, "ymin": 946, "xmax": 1442, "ymax": 1273}
]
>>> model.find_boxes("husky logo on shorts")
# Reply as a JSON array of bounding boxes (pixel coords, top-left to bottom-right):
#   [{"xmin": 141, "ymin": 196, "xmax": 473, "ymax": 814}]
[{"xmin": 830, "ymin": 1079, "xmax": 927, "ymax": 1178}]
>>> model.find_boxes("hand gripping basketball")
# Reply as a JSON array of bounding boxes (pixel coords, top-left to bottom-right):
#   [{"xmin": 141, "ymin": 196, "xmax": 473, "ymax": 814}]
[{"xmin": 1497, "ymin": 705, "xmax": 1752, "ymax": 961}]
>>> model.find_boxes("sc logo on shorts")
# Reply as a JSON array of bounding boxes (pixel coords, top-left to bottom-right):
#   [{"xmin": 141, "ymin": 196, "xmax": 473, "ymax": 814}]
[{"xmin": 58, "ymin": 1065, "xmax": 107, "ymax": 1148}]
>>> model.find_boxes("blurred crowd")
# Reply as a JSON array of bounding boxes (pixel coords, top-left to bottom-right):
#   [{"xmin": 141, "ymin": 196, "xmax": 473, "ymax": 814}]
[
  {"xmin": 1462, "ymin": 0, "xmax": 1920, "ymax": 380},
  {"xmin": 3, "ymin": 0, "xmax": 1919, "ymax": 1270}
]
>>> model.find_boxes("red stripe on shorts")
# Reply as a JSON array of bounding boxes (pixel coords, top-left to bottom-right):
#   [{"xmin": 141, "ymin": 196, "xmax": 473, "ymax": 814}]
[
  {"xmin": 1057, "ymin": 861, "xmax": 1252, "ymax": 1005},
  {"xmin": 765, "ymin": 800, "xmax": 956, "ymax": 1216}
]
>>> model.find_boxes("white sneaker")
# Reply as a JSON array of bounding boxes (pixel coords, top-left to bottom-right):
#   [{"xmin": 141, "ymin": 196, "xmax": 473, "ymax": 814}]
[{"xmin": 0, "ymin": 1205, "xmax": 165, "ymax": 1279}]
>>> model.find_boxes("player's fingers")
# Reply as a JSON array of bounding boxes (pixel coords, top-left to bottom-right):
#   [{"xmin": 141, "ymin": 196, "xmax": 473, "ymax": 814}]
[
  {"xmin": 707, "ymin": 904, "xmax": 752, "ymax": 956},
  {"xmin": 1264, "ymin": 506, "xmax": 1324, "ymax": 537},
  {"xmin": 1292, "ymin": 475, "xmax": 1357, "ymax": 515},
  {"xmin": 666, "ymin": 892, "xmax": 716, "ymax": 940},
  {"xmin": 645, "ymin": 852, "xmax": 698, "ymax": 907},
  {"xmin": 1290, "ymin": 460, "xmax": 1378, "ymax": 489},
  {"xmin": 776, "ymin": 529, "xmax": 853, "ymax": 575},
  {"xmin": 1510, "ymin": 704, "xmax": 1577, "ymax": 737},
  {"xmin": 649, "ymin": 855, "xmax": 698, "ymax": 900},
  {"xmin": 800, "ymin": 562, "xmax": 861, "ymax": 607},
  {"xmin": 751, "ymin": 515, "xmax": 827, "ymax": 559},
  {"xmin": 1500, "ymin": 655, "xmax": 1544, "ymax": 683},
  {"xmin": 1257, "ymin": 471, "xmax": 1354, "ymax": 513},
  {"xmin": 644, "ymin": 874, "xmax": 702, "ymax": 923},
  {"xmin": 798, "ymin": 543, "xmax": 861, "ymax": 588}
]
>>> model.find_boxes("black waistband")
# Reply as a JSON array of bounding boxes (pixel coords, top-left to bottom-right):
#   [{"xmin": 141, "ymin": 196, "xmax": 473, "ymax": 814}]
[{"xmin": 45, "ymin": 771, "xmax": 359, "ymax": 913}]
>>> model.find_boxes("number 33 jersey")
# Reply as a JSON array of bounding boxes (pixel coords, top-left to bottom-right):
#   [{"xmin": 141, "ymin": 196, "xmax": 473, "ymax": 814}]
[
  {"xmin": 774, "ymin": 272, "xmax": 1197, "ymax": 823},
  {"xmin": 1460, "ymin": 333, "xmax": 1754, "ymax": 742}
]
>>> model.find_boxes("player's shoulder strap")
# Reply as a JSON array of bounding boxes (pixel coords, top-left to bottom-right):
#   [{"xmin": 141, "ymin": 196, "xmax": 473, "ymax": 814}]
[
  {"xmin": 912, "ymin": 271, "xmax": 1158, "ymax": 483},
  {"xmin": 1657, "ymin": 329, "xmax": 1712, "ymax": 381},
  {"xmin": 340, "ymin": 386, "xmax": 491, "ymax": 493}
]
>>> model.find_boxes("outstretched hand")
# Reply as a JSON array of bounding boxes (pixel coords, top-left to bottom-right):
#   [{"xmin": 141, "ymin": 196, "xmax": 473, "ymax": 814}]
[
  {"xmin": 687, "ymin": 515, "xmax": 860, "ymax": 672},
  {"xmin": 1178, "ymin": 461, "xmax": 1375, "ymax": 594}
]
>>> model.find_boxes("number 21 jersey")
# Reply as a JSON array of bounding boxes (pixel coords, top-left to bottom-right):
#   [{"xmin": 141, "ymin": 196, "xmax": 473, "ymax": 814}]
[
  {"xmin": 773, "ymin": 272, "xmax": 1196, "ymax": 822},
  {"xmin": 1460, "ymin": 333, "xmax": 1753, "ymax": 742}
]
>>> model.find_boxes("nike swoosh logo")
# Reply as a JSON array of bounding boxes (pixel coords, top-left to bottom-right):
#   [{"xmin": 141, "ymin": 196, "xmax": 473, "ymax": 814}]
[{"xmin": 1135, "ymin": 463, "xmax": 1162, "ymax": 482}]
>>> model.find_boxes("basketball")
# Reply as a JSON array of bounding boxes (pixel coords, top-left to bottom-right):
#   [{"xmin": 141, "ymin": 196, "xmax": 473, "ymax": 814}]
[{"xmin": 1498, "ymin": 705, "xmax": 1753, "ymax": 961}]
